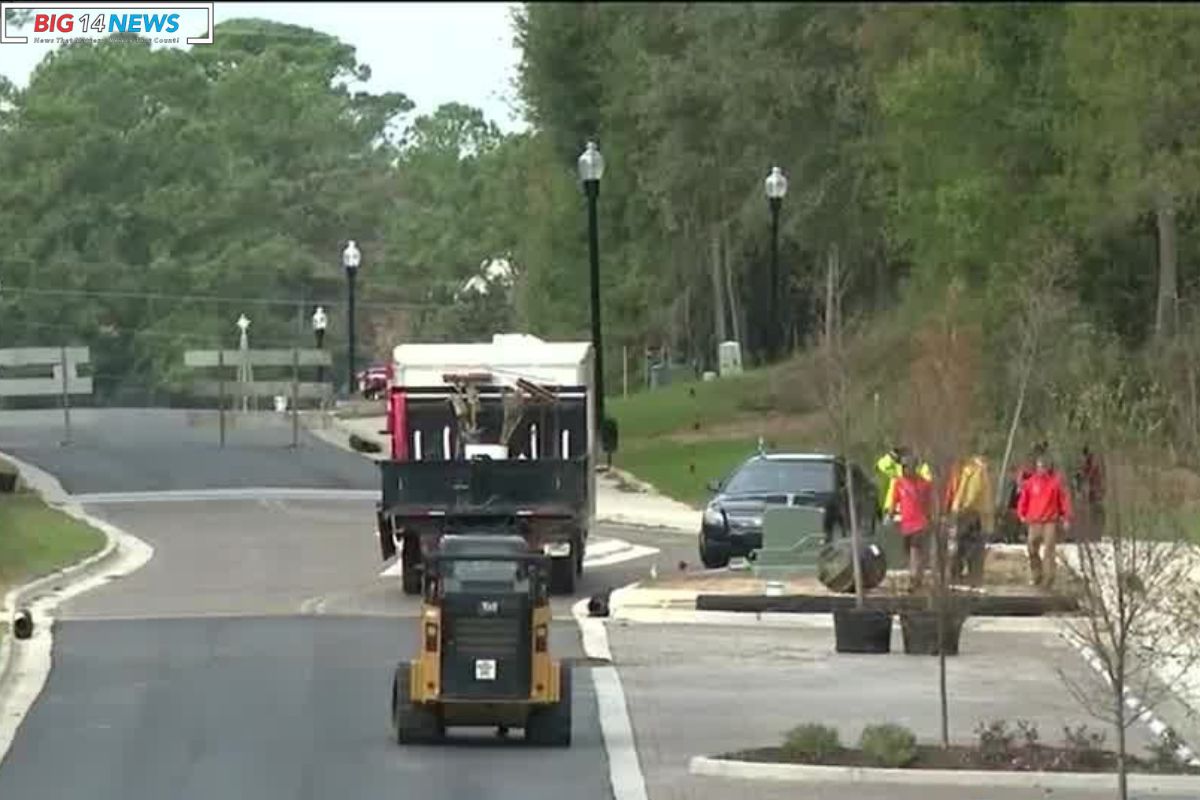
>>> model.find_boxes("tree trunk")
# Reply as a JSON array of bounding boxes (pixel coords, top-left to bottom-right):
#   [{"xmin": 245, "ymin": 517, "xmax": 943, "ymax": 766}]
[
  {"xmin": 711, "ymin": 228, "xmax": 728, "ymax": 345},
  {"xmin": 1155, "ymin": 193, "xmax": 1179, "ymax": 340},
  {"xmin": 722, "ymin": 226, "xmax": 743, "ymax": 348},
  {"xmin": 824, "ymin": 242, "xmax": 840, "ymax": 350},
  {"xmin": 996, "ymin": 333, "xmax": 1036, "ymax": 510},
  {"xmin": 846, "ymin": 464, "xmax": 865, "ymax": 609},
  {"xmin": 1115, "ymin": 678, "xmax": 1128, "ymax": 800},
  {"xmin": 874, "ymin": 243, "xmax": 888, "ymax": 310}
]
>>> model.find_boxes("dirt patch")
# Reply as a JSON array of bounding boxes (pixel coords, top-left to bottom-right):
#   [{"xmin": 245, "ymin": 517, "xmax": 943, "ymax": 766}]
[
  {"xmin": 666, "ymin": 411, "xmax": 829, "ymax": 445},
  {"xmin": 723, "ymin": 744, "xmax": 1199, "ymax": 775}
]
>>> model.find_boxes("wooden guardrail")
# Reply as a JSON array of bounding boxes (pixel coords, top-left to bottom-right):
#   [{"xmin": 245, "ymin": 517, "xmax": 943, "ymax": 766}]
[
  {"xmin": 182, "ymin": 348, "xmax": 333, "ymax": 447},
  {"xmin": 0, "ymin": 346, "xmax": 92, "ymax": 444}
]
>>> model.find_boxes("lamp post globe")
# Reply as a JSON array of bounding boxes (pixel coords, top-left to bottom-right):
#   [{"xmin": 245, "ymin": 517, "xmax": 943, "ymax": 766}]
[
  {"xmin": 578, "ymin": 140, "xmax": 605, "ymax": 184},
  {"xmin": 311, "ymin": 306, "xmax": 327, "ymax": 348},
  {"xmin": 764, "ymin": 166, "xmax": 788, "ymax": 201}
]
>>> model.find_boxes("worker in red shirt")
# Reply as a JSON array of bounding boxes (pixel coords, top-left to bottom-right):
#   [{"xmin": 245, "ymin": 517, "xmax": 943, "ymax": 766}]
[
  {"xmin": 892, "ymin": 456, "xmax": 934, "ymax": 590},
  {"xmin": 1017, "ymin": 454, "xmax": 1072, "ymax": 588}
]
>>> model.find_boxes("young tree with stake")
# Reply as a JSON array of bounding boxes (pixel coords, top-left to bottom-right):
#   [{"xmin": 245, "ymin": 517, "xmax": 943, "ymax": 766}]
[{"xmin": 901, "ymin": 282, "xmax": 981, "ymax": 748}]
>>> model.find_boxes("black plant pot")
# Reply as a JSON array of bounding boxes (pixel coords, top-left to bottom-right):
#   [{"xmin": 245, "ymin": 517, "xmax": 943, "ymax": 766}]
[
  {"xmin": 900, "ymin": 609, "xmax": 967, "ymax": 656},
  {"xmin": 833, "ymin": 608, "xmax": 893, "ymax": 654}
]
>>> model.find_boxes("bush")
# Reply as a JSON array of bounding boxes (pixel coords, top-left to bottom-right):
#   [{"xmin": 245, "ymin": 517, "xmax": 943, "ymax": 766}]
[
  {"xmin": 1063, "ymin": 724, "xmax": 1108, "ymax": 769},
  {"xmin": 1147, "ymin": 728, "xmax": 1187, "ymax": 772},
  {"xmin": 976, "ymin": 719, "xmax": 1016, "ymax": 765},
  {"xmin": 782, "ymin": 723, "xmax": 842, "ymax": 763},
  {"xmin": 860, "ymin": 723, "xmax": 918, "ymax": 768}
]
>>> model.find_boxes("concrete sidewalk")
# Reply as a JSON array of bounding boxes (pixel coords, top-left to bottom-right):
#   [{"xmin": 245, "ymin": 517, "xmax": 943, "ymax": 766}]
[
  {"xmin": 305, "ymin": 412, "xmax": 700, "ymax": 534},
  {"xmin": 610, "ymin": 620, "xmax": 1158, "ymax": 800}
]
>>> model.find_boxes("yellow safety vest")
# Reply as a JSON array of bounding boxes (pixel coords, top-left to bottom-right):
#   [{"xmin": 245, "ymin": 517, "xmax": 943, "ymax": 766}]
[{"xmin": 879, "ymin": 456, "xmax": 932, "ymax": 512}]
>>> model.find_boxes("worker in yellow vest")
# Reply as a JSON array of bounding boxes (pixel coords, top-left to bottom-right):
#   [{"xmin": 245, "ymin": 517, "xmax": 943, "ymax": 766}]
[
  {"xmin": 877, "ymin": 446, "xmax": 932, "ymax": 521},
  {"xmin": 945, "ymin": 453, "xmax": 994, "ymax": 586}
]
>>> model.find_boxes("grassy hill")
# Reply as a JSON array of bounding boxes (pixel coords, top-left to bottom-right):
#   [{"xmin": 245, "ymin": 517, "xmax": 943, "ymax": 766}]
[{"xmin": 607, "ymin": 316, "xmax": 920, "ymax": 508}]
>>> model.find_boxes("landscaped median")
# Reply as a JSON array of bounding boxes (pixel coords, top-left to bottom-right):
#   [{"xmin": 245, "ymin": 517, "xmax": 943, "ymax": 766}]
[
  {"xmin": 689, "ymin": 720, "xmax": 1200, "ymax": 792},
  {"xmin": 0, "ymin": 458, "xmax": 106, "ymax": 625}
]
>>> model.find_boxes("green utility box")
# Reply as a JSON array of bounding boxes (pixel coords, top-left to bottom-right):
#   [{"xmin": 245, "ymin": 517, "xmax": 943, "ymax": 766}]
[
  {"xmin": 752, "ymin": 506, "xmax": 827, "ymax": 575},
  {"xmin": 877, "ymin": 519, "xmax": 908, "ymax": 571}
]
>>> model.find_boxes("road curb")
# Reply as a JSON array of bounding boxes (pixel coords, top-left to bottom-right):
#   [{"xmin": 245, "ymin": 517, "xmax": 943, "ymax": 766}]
[
  {"xmin": 0, "ymin": 456, "xmax": 122, "ymax": 697},
  {"xmin": 0, "ymin": 452, "xmax": 153, "ymax": 764},
  {"xmin": 687, "ymin": 755, "xmax": 1200, "ymax": 791},
  {"xmin": 571, "ymin": 594, "xmax": 650, "ymax": 800}
]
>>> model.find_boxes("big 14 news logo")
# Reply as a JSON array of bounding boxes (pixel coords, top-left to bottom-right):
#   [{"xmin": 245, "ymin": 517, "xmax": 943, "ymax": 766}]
[
  {"xmin": 1, "ymin": 3, "xmax": 215, "ymax": 45},
  {"xmin": 33, "ymin": 11, "xmax": 180, "ymax": 35}
]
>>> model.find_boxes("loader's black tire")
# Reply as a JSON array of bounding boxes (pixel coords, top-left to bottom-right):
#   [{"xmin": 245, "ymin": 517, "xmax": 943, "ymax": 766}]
[
  {"xmin": 401, "ymin": 540, "xmax": 422, "ymax": 596},
  {"xmin": 549, "ymin": 557, "xmax": 576, "ymax": 595},
  {"xmin": 526, "ymin": 664, "xmax": 572, "ymax": 747},
  {"xmin": 401, "ymin": 567, "xmax": 422, "ymax": 596},
  {"xmin": 392, "ymin": 663, "xmax": 443, "ymax": 744}
]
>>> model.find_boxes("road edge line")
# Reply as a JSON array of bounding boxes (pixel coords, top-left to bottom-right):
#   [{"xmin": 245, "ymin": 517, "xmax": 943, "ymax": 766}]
[
  {"xmin": 0, "ymin": 453, "xmax": 154, "ymax": 767},
  {"xmin": 572, "ymin": 594, "xmax": 649, "ymax": 800},
  {"xmin": 687, "ymin": 754, "xmax": 1200, "ymax": 791}
]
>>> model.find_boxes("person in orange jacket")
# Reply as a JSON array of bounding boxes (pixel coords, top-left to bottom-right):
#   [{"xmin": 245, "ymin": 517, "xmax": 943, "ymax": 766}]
[
  {"xmin": 892, "ymin": 456, "xmax": 934, "ymax": 590},
  {"xmin": 1017, "ymin": 453, "xmax": 1072, "ymax": 588}
]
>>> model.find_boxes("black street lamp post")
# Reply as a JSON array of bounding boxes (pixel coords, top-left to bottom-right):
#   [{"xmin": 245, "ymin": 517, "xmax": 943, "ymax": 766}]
[
  {"xmin": 764, "ymin": 166, "xmax": 788, "ymax": 361},
  {"xmin": 578, "ymin": 141, "xmax": 607, "ymax": 440},
  {"xmin": 342, "ymin": 241, "xmax": 361, "ymax": 397}
]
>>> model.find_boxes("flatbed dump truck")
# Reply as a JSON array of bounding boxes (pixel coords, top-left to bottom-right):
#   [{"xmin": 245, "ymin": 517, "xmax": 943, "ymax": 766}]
[{"xmin": 375, "ymin": 334, "xmax": 596, "ymax": 595}]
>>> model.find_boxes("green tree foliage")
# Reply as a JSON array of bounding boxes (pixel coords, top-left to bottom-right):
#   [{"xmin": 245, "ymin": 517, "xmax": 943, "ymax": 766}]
[{"xmin": 3, "ymin": 4, "xmax": 1200, "ymax": 418}]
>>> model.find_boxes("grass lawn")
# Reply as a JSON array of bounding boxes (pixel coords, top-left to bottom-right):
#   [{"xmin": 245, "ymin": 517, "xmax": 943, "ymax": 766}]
[
  {"xmin": 0, "ymin": 462, "xmax": 106, "ymax": 599},
  {"xmin": 615, "ymin": 437, "xmax": 763, "ymax": 508},
  {"xmin": 609, "ymin": 367, "xmax": 837, "ymax": 508}
]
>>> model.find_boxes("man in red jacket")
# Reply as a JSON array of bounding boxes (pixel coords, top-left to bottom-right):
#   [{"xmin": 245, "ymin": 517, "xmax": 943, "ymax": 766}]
[
  {"xmin": 892, "ymin": 456, "xmax": 934, "ymax": 590},
  {"xmin": 1017, "ymin": 454, "xmax": 1072, "ymax": 588}
]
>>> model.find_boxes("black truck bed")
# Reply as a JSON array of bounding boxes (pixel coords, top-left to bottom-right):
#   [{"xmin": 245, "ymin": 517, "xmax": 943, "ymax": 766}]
[{"xmin": 379, "ymin": 458, "xmax": 588, "ymax": 516}]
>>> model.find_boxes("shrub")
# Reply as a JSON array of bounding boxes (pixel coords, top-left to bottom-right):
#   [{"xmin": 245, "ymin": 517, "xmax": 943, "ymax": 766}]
[
  {"xmin": 975, "ymin": 719, "xmax": 1016, "ymax": 765},
  {"xmin": 860, "ymin": 723, "xmax": 918, "ymax": 768},
  {"xmin": 782, "ymin": 723, "xmax": 842, "ymax": 763},
  {"xmin": 1063, "ymin": 724, "xmax": 1108, "ymax": 769}
]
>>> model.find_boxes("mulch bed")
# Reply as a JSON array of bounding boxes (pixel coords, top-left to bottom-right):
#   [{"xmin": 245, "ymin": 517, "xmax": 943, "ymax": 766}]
[{"xmin": 724, "ymin": 745, "xmax": 1200, "ymax": 775}]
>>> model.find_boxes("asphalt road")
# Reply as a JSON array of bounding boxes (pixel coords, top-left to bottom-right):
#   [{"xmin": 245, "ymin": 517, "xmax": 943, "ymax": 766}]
[
  {"xmin": 0, "ymin": 409, "xmax": 378, "ymax": 494},
  {"xmin": 0, "ymin": 618, "xmax": 607, "ymax": 800},
  {"xmin": 0, "ymin": 408, "xmax": 679, "ymax": 800}
]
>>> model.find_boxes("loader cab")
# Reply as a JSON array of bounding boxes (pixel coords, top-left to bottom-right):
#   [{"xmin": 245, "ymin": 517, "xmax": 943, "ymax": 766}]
[
  {"xmin": 423, "ymin": 534, "xmax": 550, "ymax": 610},
  {"xmin": 392, "ymin": 534, "xmax": 572, "ymax": 746}
]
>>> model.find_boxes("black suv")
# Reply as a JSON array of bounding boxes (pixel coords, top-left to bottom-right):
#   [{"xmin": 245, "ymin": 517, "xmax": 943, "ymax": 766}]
[{"xmin": 698, "ymin": 453, "xmax": 880, "ymax": 569}]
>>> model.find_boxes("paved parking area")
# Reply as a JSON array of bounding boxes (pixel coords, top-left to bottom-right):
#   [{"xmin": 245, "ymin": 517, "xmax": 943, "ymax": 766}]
[{"xmin": 609, "ymin": 619, "xmax": 1164, "ymax": 800}]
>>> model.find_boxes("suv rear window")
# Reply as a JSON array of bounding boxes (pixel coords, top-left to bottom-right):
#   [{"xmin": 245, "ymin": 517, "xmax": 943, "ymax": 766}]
[{"xmin": 723, "ymin": 459, "xmax": 835, "ymax": 495}]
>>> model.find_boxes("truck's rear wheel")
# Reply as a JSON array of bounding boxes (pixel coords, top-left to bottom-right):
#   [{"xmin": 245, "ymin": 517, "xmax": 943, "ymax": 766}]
[
  {"xmin": 392, "ymin": 663, "xmax": 443, "ymax": 744},
  {"xmin": 549, "ymin": 557, "xmax": 576, "ymax": 595},
  {"xmin": 526, "ymin": 664, "xmax": 572, "ymax": 747}
]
